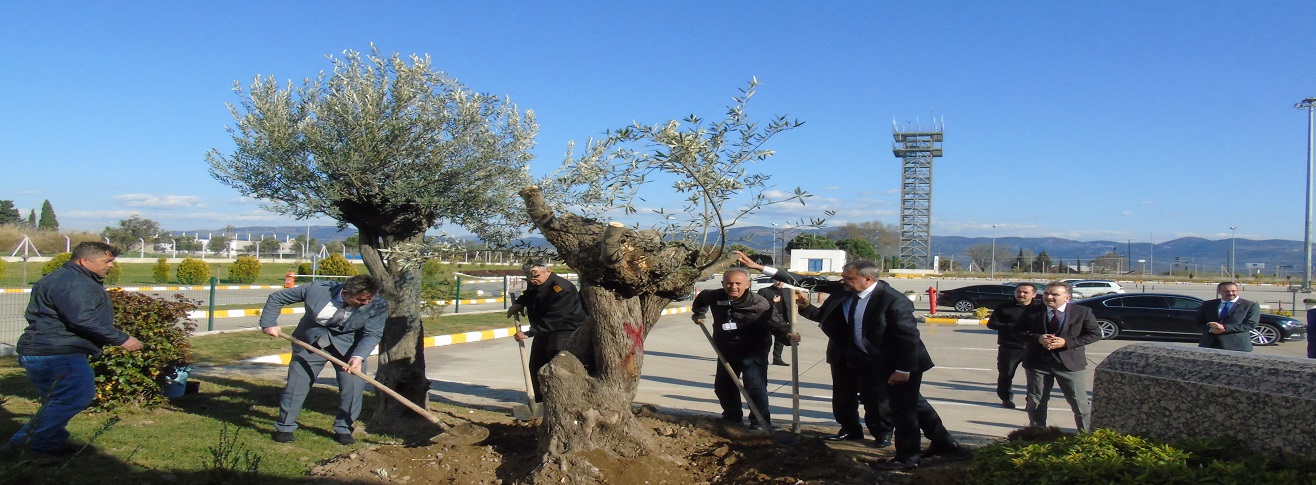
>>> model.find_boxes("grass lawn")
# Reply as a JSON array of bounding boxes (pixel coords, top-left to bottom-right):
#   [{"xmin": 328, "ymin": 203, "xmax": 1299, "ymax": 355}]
[{"xmin": 0, "ymin": 312, "xmax": 513, "ymax": 483}]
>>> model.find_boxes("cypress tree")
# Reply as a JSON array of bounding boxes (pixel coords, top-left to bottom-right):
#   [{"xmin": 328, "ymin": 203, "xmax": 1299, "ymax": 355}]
[{"xmin": 38, "ymin": 200, "xmax": 58, "ymax": 230}]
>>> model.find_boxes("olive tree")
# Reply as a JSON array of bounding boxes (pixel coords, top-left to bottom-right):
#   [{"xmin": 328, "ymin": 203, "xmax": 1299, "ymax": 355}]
[
  {"xmin": 207, "ymin": 46, "xmax": 536, "ymax": 414},
  {"xmin": 519, "ymin": 80, "xmax": 823, "ymax": 482}
]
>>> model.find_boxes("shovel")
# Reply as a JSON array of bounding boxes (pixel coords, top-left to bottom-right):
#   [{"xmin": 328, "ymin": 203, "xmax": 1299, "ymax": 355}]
[
  {"xmin": 277, "ymin": 333, "xmax": 490, "ymax": 446},
  {"xmin": 511, "ymin": 314, "xmax": 539, "ymax": 420}
]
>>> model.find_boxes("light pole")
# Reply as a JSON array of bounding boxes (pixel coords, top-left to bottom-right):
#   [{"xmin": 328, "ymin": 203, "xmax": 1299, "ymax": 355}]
[
  {"xmin": 1299, "ymin": 97, "xmax": 1316, "ymax": 290},
  {"xmin": 990, "ymin": 224, "xmax": 997, "ymax": 279},
  {"xmin": 1229, "ymin": 226, "xmax": 1237, "ymax": 280},
  {"xmin": 771, "ymin": 223, "xmax": 779, "ymax": 265},
  {"xmin": 138, "ymin": 237, "xmax": 145, "ymax": 258},
  {"xmin": 1148, "ymin": 233, "xmax": 1154, "ymax": 278},
  {"xmin": 171, "ymin": 239, "xmax": 177, "ymax": 258},
  {"xmin": 63, "ymin": 235, "xmax": 70, "ymax": 253}
]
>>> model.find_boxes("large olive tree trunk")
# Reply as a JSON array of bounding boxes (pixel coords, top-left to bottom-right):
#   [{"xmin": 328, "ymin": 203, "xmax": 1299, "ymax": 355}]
[
  {"xmin": 519, "ymin": 186, "xmax": 726, "ymax": 483},
  {"xmin": 356, "ymin": 229, "xmax": 430, "ymax": 417}
]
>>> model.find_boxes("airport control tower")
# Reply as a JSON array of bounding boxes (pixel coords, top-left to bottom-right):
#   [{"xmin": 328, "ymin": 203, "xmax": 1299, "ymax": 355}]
[{"xmin": 891, "ymin": 118, "xmax": 943, "ymax": 270}]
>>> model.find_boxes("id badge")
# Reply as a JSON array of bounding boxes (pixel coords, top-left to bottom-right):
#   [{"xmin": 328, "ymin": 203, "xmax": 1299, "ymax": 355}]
[{"xmin": 722, "ymin": 321, "xmax": 738, "ymax": 331}]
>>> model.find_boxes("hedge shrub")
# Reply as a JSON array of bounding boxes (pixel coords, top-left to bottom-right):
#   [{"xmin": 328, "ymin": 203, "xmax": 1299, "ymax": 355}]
[
  {"xmin": 104, "ymin": 262, "xmax": 122, "ymax": 286},
  {"xmin": 176, "ymin": 257, "xmax": 210, "ymax": 285},
  {"xmin": 0, "ymin": 258, "xmax": 6, "ymax": 280},
  {"xmin": 152, "ymin": 257, "xmax": 171, "ymax": 283},
  {"xmin": 228, "ymin": 255, "xmax": 261, "ymax": 284},
  {"xmin": 420, "ymin": 258, "xmax": 456, "ymax": 317},
  {"xmin": 94, "ymin": 291, "xmax": 197, "ymax": 409},
  {"xmin": 318, "ymin": 253, "xmax": 358, "ymax": 277},
  {"xmin": 41, "ymin": 252, "xmax": 72, "ymax": 275}
]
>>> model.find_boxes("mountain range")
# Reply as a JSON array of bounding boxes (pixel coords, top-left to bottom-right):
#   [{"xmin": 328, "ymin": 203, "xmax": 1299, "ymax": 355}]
[{"xmin": 193, "ymin": 225, "xmax": 1311, "ymax": 277}]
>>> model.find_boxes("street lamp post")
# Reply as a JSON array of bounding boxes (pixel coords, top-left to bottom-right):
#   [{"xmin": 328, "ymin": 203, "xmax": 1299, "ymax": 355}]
[
  {"xmin": 990, "ymin": 224, "xmax": 997, "ymax": 279},
  {"xmin": 771, "ymin": 223, "xmax": 779, "ymax": 265},
  {"xmin": 1229, "ymin": 226, "xmax": 1237, "ymax": 280},
  {"xmin": 1299, "ymin": 97, "xmax": 1316, "ymax": 291}
]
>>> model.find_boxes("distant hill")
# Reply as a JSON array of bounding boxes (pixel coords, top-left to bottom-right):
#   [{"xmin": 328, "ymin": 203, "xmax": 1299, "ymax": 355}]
[{"xmin": 189, "ymin": 225, "xmax": 1308, "ymax": 276}]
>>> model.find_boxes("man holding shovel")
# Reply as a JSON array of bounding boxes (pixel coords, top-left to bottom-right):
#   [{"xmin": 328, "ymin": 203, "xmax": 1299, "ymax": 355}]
[
  {"xmin": 692, "ymin": 268, "xmax": 797, "ymax": 430},
  {"xmin": 507, "ymin": 260, "xmax": 587, "ymax": 404},
  {"xmin": 260, "ymin": 274, "xmax": 387, "ymax": 445}
]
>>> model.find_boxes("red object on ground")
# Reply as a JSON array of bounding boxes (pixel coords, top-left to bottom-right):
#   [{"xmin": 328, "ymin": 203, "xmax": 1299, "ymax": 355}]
[{"xmin": 925, "ymin": 287, "xmax": 938, "ymax": 314}]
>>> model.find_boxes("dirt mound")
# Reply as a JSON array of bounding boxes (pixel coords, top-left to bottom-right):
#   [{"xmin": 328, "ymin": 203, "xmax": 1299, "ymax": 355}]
[{"xmin": 310, "ymin": 410, "xmax": 970, "ymax": 484}]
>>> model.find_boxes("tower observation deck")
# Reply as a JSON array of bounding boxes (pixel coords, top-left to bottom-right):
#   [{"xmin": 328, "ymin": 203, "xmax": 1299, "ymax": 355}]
[{"xmin": 891, "ymin": 118, "xmax": 943, "ymax": 270}]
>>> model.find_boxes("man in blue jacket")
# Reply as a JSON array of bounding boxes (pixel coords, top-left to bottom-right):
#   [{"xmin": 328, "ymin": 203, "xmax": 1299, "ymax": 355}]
[
  {"xmin": 4, "ymin": 242, "xmax": 142, "ymax": 461},
  {"xmin": 261, "ymin": 274, "xmax": 387, "ymax": 445}
]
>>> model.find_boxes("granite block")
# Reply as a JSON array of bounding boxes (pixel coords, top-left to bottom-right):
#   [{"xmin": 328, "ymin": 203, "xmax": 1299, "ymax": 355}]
[{"xmin": 1093, "ymin": 343, "xmax": 1316, "ymax": 458}]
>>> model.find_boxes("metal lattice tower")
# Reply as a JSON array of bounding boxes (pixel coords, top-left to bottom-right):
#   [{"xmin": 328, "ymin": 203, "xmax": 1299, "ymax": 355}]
[{"xmin": 891, "ymin": 118, "xmax": 943, "ymax": 270}]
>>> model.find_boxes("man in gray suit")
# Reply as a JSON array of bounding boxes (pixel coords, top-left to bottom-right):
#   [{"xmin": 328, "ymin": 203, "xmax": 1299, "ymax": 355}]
[
  {"xmin": 1196, "ymin": 282, "xmax": 1259, "ymax": 352},
  {"xmin": 1012, "ymin": 282, "xmax": 1101, "ymax": 432},
  {"xmin": 261, "ymin": 274, "xmax": 388, "ymax": 445}
]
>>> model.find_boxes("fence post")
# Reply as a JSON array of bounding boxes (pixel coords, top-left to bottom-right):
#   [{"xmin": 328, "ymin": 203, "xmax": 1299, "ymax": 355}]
[
  {"xmin": 503, "ymin": 275, "xmax": 509, "ymax": 309},
  {"xmin": 207, "ymin": 276, "xmax": 218, "ymax": 332},
  {"xmin": 454, "ymin": 276, "xmax": 461, "ymax": 314}
]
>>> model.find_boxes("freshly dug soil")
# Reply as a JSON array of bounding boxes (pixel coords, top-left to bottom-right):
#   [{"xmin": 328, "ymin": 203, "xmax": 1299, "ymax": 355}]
[{"xmin": 310, "ymin": 407, "xmax": 972, "ymax": 484}]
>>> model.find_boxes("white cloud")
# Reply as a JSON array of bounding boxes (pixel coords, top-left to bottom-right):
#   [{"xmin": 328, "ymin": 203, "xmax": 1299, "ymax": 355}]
[{"xmin": 112, "ymin": 194, "xmax": 207, "ymax": 209}]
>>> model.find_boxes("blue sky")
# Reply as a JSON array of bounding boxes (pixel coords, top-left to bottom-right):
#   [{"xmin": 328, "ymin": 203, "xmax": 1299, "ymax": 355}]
[{"xmin": 2, "ymin": 2, "xmax": 1314, "ymax": 245}]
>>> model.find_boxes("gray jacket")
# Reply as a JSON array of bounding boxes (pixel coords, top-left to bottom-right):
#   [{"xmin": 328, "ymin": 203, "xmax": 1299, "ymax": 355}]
[{"xmin": 259, "ymin": 280, "xmax": 388, "ymax": 359}]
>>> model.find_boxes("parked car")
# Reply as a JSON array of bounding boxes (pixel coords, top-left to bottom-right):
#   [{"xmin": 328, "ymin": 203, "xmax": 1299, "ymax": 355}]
[
  {"xmin": 1004, "ymin": 282, "xmax": 1048, "ymax": 293},
  {"xmin": 1069, "ymin": 280, "xmax": 1125, "ymax": 298},
  {"xmin": 935, "ymin": 284, "xmax": 1020, "ymax": 312},
  {"xmin": 1071, "ymin": 293, "xmax": 1306, "ymax": 346}
]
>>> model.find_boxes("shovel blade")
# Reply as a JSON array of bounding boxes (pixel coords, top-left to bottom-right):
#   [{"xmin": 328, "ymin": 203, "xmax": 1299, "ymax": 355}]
[{"xmin": 430, "ymin": 423, "xmax": 490, "ymax": 446}]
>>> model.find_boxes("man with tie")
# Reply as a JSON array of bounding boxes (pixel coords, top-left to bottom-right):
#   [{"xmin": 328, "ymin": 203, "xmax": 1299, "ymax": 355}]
[
  {"xmin": 734, "ymin": 251, "xmax": 957, "ymax": 471},
  {"xmin": 1012, "ymin": 282, "xmax": 1101, "ymax": 432},
  {"xmin": 1196, "ymin": 282, "xmax": 1258, "ymax": 352},
  {"xmin": 261, "ymin": 274, "xmax": 388, "ymax": 445}
]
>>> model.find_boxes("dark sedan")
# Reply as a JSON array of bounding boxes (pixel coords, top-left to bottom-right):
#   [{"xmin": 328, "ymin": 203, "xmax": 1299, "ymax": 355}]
[
  {"xmin": 1071, "ymin": 293, "xmax": 1306, "ymax": 346},
  {"xmin": 935, "ymin": 284, "xmax": 1021, "ymax": 312}
]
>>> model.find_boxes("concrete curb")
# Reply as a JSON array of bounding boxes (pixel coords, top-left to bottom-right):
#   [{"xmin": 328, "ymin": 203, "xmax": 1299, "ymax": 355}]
[
  {"xmin": 243, "ymin": 304, "xmax": 697, "ymax": 365},
  {"xmin": 923, "ymin": 316, "xmax": 988, "ymax": 325}
]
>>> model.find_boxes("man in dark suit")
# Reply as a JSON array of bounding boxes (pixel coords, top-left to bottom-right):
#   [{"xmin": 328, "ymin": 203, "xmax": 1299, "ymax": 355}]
[
  {"xmin": 1012, "ymin": 282, "xmax": 1101, "ymax": 432},
  {"xmin": 985, "ymin": 284, "xmax": 1040, "ymax": 409},
  {"xmin": 261, "ymin": 274, "xmax": 388, "ymax": 445},
  {"xmin": 1196, "ymin": 282, "xmax": 1258, "ymax": 352},
  {"xmin": 734, "ymin": 251, "xmax": 957, "ymax": 471},
  {"xmin": 757, "ymin": 280, "xmax": 792, "ymax": 366}
]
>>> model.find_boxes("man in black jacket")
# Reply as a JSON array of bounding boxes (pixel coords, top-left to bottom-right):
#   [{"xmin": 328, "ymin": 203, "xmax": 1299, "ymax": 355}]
[
  {"xmin": 757, "ymin": 280, "xmax": 792, "ymax": 366},
  {"xmin": 985, "ymin": 284, "xmax": 1040, "ymax": 409},
  {"xmin": 508, "ymin": 260, "xmax": 587, "ymax": 403},
  {"xmin": 4, "ymin": 242, "xmax": 142, "ymax": 459},
  {"xmin": 692, "ymin": 268, "xmax": 793, "ymax": 429},
  {"xmin": 735, "ymin": 251, "xmax": 958, "ymax": 471}
]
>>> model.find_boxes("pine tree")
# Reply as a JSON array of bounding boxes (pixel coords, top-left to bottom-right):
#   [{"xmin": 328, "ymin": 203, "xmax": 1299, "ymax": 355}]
[
  {"xmin": 26, "ymin": 209, "xmax": 36, "ymax": 227},
  {"xmin": 38, "ymin": 200, "xmax": 58, "ymax": 230},
  {"xmin": 0, "ymin": 200, "xmax": 19, "ymax": 225}
]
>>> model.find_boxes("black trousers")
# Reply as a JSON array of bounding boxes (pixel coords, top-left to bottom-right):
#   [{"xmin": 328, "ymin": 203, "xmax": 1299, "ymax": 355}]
[
  {"xmin": 829, "ymin": 359, "xmax": 894, "ymax": 440},
  {"xmin": 714, "ymin": 349, "xmax": 771, "ymax": 426},
  {"xmin": 995, "ymin": 345, "xmax": 1026, "ymax": 402},
  {"xmin": 528, "ymin": 331, "xmax": 574, "ymax": 403},
  {"xmin": 886, "ymin": 370, "xmax": 955, "ymax": 464}
]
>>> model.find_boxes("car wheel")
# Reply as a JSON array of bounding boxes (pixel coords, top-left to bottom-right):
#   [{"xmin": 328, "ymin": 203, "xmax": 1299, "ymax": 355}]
[
  {"xmin": 953, "ymin": 300, "xmax": 976, "ymax": 312},
  {"xmin": 1250, "ymin": 324, "xmax": 1282, "ymax": 346},
  {"xmin": 1096, "ymin": 319, "xmax": 1120, "ymax": 340}
]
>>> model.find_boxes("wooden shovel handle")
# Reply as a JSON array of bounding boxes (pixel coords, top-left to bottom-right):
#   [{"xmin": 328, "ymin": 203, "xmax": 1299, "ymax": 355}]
[{"xmin": 277, "ymin": 333, "xmax": 449, "ymax": 429}]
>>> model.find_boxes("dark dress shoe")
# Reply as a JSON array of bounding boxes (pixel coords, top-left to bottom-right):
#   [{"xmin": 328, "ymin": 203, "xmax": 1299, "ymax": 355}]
[
  {"xmin": 335, "ymin": 433, "xmax": 357, "ymax": 445},
  {"xmin": 870, "ymin": 458, "xmax": 917, "ymax": 471},
  {"xmin": 272, "ymin": 431, "xmax": 295, "ymax": 443},
  {"xmin": 772, "ymin": 358, "xmax": 789, "ymax": 366},
  {"xmin": 874, "ymin": 437, "xmax": 893, "ymax": 448},
  {"xmin": 922, "ymin": 441, "xmax": 964, "ymax": 458},
  {"xmin": 1001, "ymin": 400, "xmax": 1017, "ymax": 409},
  {"xmin": 823, "ymin": 430, "xmax": 865, "ymax": 441}
]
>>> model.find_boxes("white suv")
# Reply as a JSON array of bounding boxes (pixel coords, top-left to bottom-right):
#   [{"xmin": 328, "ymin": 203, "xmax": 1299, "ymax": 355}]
[{"xmin": 1069, "ymin": 280, "xmax": 1125, "ymax": 299}]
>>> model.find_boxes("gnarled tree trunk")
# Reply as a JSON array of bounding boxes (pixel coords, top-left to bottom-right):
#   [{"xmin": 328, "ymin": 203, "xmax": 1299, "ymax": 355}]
[
  {"xmin": 519, "ymin": 186, "xmax": 726, "ymax": 483},
  {"xmin": 356, "ymin": 229, "xmax": 430, "ymax": 417}
]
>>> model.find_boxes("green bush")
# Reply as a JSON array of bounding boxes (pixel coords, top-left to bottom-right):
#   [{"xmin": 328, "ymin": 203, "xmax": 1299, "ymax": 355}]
[
  {"xmin": 295, "ymin": 262, "xmax": 313, "ymax": 283},
  {"xmin": 104, "ymin": 262, "xmax": 122, "ymax": 286},
  {"xmin": 176, "ymin": 257, "xmax": 211, "ymax": 285},
  {"xmin": 152, "ymin": 257, "xmax": 171, "ymax": 284},
  {"xmin": 420, "ymin": 258, "xmax": 456, "ymax": 317},
  {"xmin": 227, "ymin": 255, "xmax": 261, "ymax": 284},
  {"xmin": 41, "ymin": 252, "xmax": 72, "ymax": 275},
  {"xmin": 317, "ymin": 253, "xmax": 358, "ymax": 277},
  {"xmin": 94, "ymin": 291, "xmax": 197, "ymax": 409},
  {"xmin": 0, "ymin": 257, "xmax": 6, "ymax": 280},
  {"xmin": 968, "ymin": 428, "xmax": 1316, "ymax": 484}
]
